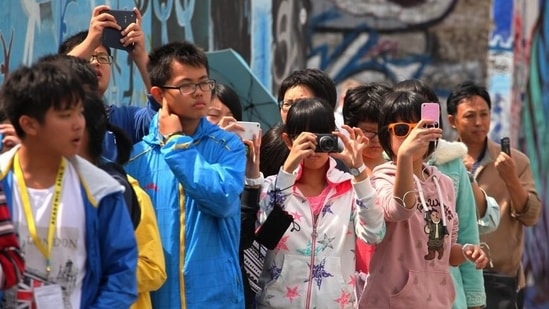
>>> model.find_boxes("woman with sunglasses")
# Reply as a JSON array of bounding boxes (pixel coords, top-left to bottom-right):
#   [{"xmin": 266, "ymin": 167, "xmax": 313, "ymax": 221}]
[
  {"xmin": 254, "ymin": 98, "xmax": 385, "ymax": 309},
  {"xmin": 361, "ymin": 90, "xmax": 488, "ymax": 308}
]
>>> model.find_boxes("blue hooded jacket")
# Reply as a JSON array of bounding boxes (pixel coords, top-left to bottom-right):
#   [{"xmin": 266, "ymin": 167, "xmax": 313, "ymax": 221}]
[
  {"xmin": 125, "ymin": 115, "xmax": 246, "ymax": 309},
  {"xmin": 0, "ymin": 148, "xmax": 138, "ymax": 308}
]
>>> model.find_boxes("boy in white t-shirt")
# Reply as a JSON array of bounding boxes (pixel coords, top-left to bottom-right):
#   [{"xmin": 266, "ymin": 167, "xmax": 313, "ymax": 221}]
[{"xmin": 0, "ymin": 60, "xmax": 138, "ymax": 308}]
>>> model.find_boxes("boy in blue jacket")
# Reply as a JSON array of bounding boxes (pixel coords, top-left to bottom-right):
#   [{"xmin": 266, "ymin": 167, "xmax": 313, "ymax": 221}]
[
  {"xmin": 0, "ymin": 60, "xmax": 137, "ymax": 308},
  {"xmin": 125, "ymin": 41, "xmax": 246, "ymax": 309}
]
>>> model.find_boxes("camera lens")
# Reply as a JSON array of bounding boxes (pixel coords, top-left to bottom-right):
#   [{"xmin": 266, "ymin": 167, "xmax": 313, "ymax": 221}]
[{"xmin": 320, "ymin": 136, "xmax": 335, "ymax": 149}]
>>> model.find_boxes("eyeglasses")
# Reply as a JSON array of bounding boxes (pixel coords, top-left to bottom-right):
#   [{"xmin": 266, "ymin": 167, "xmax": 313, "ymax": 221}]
[
  {"xmin": 161, "ymin": 79, "xmax": 216, "ymax": 95},
  {"xmin": 388, "ymin": 122, "xmax": 417, "ymax": 137},
  {"xmin": 278, "ymin": 99, "xmax": 298, "ymax": 111},
  {"xmin": 360, "ymin": 129, "xmax": 378, "ymax": 139},
  {"xmin": 90, "ymin": 54, "xmax": 113, "ymax": 64}
]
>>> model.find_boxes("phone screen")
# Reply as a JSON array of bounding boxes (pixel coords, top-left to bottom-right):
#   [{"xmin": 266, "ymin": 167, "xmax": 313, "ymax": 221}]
[
  {"xmin": 501, "ymin": 137, "xmax": 511, "ymax": 156},
  {"xmin": 102, "ymin": 10, "xmax": 136, "ymax": 51}
]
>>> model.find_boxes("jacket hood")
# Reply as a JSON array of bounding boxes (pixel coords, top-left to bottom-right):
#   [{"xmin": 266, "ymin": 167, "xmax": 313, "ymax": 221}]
[
  {"xmin": 0, "ymin": 146, "xmax": 123, "ymax": 206},
  {"xmin": 430, "ymin": 139, "xmax": 468, "ymax": 165},
  {"xmin": 295, "ymin": 157, "xmax": 353, "ymax": 185},
  {"xmin": 144, "ymin": 113, "xmax": 217, "ymax": 145}
]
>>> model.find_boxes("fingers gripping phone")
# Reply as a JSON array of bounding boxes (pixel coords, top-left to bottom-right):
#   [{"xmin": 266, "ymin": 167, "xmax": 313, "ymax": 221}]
[
  {"xmin": 501, "ymin": 137, "xmax": 511, "ymax": 156},
  {"xmin": 421, "ymin": 102, "xmax": 440, "ymax": 128},
  {"xmin": 102, "ymin": 10, "xmax": 136, "ymax": 51},
  {"xmin": 237, "ymin": 121, "xmax": 261, "ymax": 140}
]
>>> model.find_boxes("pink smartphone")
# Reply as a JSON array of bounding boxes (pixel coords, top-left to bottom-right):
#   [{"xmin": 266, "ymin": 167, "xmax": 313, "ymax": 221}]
[{"xmin": 421, "ymin": 102, "xmax": 440, "ymax": 128}]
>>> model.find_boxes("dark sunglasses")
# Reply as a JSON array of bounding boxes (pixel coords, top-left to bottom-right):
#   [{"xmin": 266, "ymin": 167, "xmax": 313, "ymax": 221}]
[{"xmin": 388, "ymin": 122, "xmax": 417, "ymax": 137}]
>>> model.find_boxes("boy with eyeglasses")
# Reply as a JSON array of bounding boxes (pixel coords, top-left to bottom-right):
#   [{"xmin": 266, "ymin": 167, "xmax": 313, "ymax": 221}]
[
  {"xmin": 58, "ymin": 5, "xmax": 159, "ymax": 161},
  {"xmin": 341, "ymin": 82, "xmax": 393, "ymax": 303},
  {"xmin": 124, "ymin": 41, "xmax": 246, "ymax": 309}
]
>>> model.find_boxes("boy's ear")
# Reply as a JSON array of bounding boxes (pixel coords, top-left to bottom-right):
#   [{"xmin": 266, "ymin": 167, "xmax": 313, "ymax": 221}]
[
  {"xmin": 150, "ymin": 86, "xmax": 164, "ymax": 106},
  {"xmin": 18, "ymin": 115, "xmax": 39, "ymax": 136},
  {"xmin": 448, "ymin": 114, "xmax": 456, "ymax": 128},
  {"xmin": 281, "ymin": 132, "xmax": 293, "ymax": 150}
]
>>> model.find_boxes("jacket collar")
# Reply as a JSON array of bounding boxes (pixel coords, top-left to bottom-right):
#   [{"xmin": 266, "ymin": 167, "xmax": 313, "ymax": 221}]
[{"xmin": 0, "ymin": 145, "xmax": 122, "ymax": 206}]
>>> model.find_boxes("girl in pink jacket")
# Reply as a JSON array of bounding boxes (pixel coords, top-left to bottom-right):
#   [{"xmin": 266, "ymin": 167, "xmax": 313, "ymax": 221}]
[{"xmin": 362, "ymin": 90, "xmax": 488, "ymax": 308}]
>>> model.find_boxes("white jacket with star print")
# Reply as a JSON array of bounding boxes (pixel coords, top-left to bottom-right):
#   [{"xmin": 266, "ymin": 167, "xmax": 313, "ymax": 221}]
[{"xmin": 255, "ymin": 158, "xmax": 385, "ymax": 309}]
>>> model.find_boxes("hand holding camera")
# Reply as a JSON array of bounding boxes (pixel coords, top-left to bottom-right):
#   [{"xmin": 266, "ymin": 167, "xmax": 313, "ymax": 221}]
[
  {"xmin": 282, "ymin": 132, "xmax": 317, "ymax": 173},
  {"xmin": 332, "ymin": 125, "xmax": 370, "ymax": 179}
]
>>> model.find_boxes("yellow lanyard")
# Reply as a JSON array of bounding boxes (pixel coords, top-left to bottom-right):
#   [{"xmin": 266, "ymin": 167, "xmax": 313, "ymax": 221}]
[{"xmin": 14, "ymin": 153, "xmax": 66, "ymax": 274}]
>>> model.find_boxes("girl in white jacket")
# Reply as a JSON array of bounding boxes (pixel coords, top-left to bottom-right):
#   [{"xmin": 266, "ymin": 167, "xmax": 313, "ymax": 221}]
[{"xmin": 255, "ymin": 98, "xmax": 385, "ymax": 309}]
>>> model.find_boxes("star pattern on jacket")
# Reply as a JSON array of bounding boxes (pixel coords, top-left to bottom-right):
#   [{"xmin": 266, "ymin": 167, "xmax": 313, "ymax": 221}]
[
  {"xmin": 297, "ymin": 240, "xmax": 322, "ymax": 256},
  {"xmin": 317, "ymin": 233, "xmax": 335, "ymax": 251},
  {"xmin": 321, "ymin": 203, "xmax": 334, "ymax": 218},
  {"xmin": 290, "ymin": 210, "xmax": 303, "ymax": 223},
  {"xmin": 335, "ymin": 290, "xmax": 352, "ymax": 309},
  {"xmin": 275, "ymin": 235, "xmax": 290, "ymax": 252},
  {"xmin": 269, "ymin": 262, "xmax": 282, "ymax": 281},
  {"xmin": 306, "ymin": 258, "xmax": 333, "ymax": 290},
  {"xmin": 347, "ymin": 274, "xmax": 356, "ymax": 287},
  {"xmin": 285, "ymin": 285, "xmax": 300, "ymax": 303}
]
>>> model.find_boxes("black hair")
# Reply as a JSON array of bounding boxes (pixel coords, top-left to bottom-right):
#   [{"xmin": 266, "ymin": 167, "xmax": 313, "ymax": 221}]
[
  {"xmin": 82, "ymin": 92, "xmax": 109, "ymax": 162},
  {"xmin": 1, "ymin": 61, "xmax": 85, "ymax": 138},
  {"xmin": 378, "ymin": 90, "xmax": 436, "ymax": 160},
  {"xmin": 260, "ymin": 123, "xmax": 289, "ymax": 177},
  {"xmin": 342, "ymin": 82, "xmax": 392, "ymax": 127},
  {"xmin": 213, "ymin": 83, "xmax": 242, "ymax": 121},
  {"xmin": 446, "ymin": 81, "xmax": 492, "ymax": 116},
  {"xmin": 148, "ymin": 41, "xmax": 209, "ymax": 87},
  {"xmin": 284, "ymin": 98, "xmax": 335, "ymax": 137},
  {"xmin": 58, "ymin": 30, "xmax": 112, "ymax": 56},
  {"xmin": 277, "ymin": 68, "xmax": 337, "ymax": 110},
  {"xmin": 38, "ymin": 54, "xmax": 98, "ymax": 92},
  {"xmin": 393, "ymin": 79, "xmax": 442, "ymax": 128},
  {"xmin": 81, "ymin": 90, "xmax": 132, "ymax": 165},
  {"xmin": 393, "ymin": 79, "xmax": 439, "ymax": 103}
]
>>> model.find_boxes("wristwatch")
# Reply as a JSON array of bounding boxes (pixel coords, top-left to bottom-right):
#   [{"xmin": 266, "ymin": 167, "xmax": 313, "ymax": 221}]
[
  {"xmin": 349, "ymin": 164, "xmax": 366, "ymax": 176},
  {"xmin": 162, "ymin": 131, "xmax": 184, "ymax": 144}
]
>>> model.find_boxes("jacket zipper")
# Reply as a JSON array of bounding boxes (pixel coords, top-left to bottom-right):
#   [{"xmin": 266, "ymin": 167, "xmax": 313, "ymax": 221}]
[{"xmin": 305, "ymin": 206, "xmax": 320, "ymax": 309}]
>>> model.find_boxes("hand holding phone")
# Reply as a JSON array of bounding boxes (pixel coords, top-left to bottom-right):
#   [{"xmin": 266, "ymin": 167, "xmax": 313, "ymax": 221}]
[
  {"xmin": 237, "ymin": 121, "xmax": 261, "ymax": 140},
  {"xmin": 102, "ymin": 10, "xmax": 136, "ymax": 51},
  {"xmin": 500, "ymin": 137, "xmax": 511, "ymax": 156}
]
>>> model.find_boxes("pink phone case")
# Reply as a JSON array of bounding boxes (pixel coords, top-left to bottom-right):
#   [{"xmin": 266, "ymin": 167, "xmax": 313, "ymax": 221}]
[{"xmin": 421, "ymin": 103, "xmax": 440, "ymax": 125}]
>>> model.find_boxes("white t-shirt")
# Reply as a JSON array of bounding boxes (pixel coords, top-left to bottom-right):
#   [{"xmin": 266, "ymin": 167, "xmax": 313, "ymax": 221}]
[{"xmin": 5, "ymin": 162, "xmax": 87, "ymax": 309}]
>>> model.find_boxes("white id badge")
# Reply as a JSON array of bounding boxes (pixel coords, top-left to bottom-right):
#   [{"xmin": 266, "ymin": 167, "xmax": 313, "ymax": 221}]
[{"xmin": 34, "ymin": 284, "xmax": 64, "ymax": 309}]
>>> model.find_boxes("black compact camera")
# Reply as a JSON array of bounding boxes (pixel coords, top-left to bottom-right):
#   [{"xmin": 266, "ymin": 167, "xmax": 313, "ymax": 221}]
[{"xmin": 315, "ymin": 134, "xmax": 340, "ymax": 153}]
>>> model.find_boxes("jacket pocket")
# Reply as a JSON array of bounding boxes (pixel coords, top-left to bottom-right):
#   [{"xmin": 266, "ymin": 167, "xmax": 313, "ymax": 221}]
[
  {"xmin": 389, "ymin": 270, "xmax": 454, "ymax": 309},
  {"xmin": 259, "ymin": 254, "xmax": 356, "ymax": 309}
]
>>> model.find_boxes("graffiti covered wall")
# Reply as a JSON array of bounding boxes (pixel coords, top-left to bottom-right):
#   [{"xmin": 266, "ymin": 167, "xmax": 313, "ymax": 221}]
[
  {"xmin": 306, "ymin": 0, "xmax": 492, "ymax": 138},
  {"xmin": 0, "ymin": 0, "xmax": 257, "ymax": 108}
]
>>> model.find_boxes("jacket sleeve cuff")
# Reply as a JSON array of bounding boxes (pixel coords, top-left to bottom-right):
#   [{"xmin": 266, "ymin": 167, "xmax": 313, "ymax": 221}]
[
  {"xmin": 245, "ymin": 172, "xmax": 264, "ymax": 187},
  {"xmin": 275, "ymin": 166, "xmax": 297, "ymax": 192},
  {"xmin": 477, "ymin": 192, "xmax": 500, "ymax": 235},
  {"xmin": 465, "ymin": 290, "xmax": 486, "ymax": 307},
  {"xmin": 352, "ymin": 177, "xmax": 375, "ymax": 200}
]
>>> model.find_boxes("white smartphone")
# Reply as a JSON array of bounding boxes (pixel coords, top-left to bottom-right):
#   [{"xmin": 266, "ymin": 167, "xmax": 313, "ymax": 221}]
[
  {"xmin": 421, "ymin": 102, "xmax": 440, "ymax": 127},
  {"xmin": 237, "ymin": 121, "xmax": 261, "ymax": 140}
]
